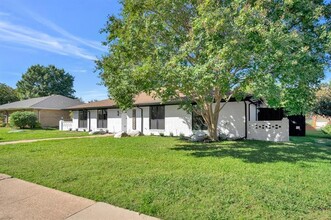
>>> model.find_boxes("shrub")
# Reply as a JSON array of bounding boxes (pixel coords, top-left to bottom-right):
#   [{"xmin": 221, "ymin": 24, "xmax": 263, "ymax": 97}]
[
  {"xmin": 322, "ymin": 124, "xmax": 331, "ymax": 135},
  {"xmin": 159, "ymin": 132, "xmax": 164, "ymax": 137},
  {"xmin": 179, "ymin": 133, "xmax": 185, "ymax": 140},
  {"xmin": 169, "ymin": 132, "xmax": 174, "ymax": 137},
  {"xmin": 10, "ymin": 111, "xmax": 38, "ymax": 129},
  {"xmin": 34, "ymin": 122, "xmax": 42, "ymax": 129}
]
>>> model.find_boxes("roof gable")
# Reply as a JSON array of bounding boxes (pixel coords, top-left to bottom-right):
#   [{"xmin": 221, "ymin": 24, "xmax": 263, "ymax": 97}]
[
  {"xmin": 0, "ymin": 95, "xmax": 83, "ymax": 111},
  {"xmin": 31, "ymin": 95, "xmax": 83, "ymax": 109}
]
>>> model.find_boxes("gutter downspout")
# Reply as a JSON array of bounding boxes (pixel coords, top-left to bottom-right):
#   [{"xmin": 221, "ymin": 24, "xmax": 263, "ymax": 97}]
[
  {"xmin": 88, "ymin": 110, "xmax": 91, "ymax": 132},
  {"xmin": 248, "ymin": 103, "xmax": 253, "ymax": 121},
  {"xmin": 137, "ymin": 106, "xmax": 144, "ymax": 134},
  {"xmin": 244, "ymin": 101, "xmax": 247, "ymax": 139}
]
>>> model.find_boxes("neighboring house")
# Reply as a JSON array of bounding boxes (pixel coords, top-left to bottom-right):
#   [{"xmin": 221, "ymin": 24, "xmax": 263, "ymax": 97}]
[
  {"xmin": 308, "ymin": 115, "xmax": 330, "ymax": 129},
  {"xmin": 67, "ymin": 93, "xmax": 263, "ymax": 139},
  {"xmin": 0, "ymin": 95, "xmax": 83, "ymax": 127}
]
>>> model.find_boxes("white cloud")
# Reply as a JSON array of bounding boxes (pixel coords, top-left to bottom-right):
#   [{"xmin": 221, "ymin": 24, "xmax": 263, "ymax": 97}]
[
  {"xmin": 26, "ymin": 10, "xmax": 107, "ymax": 52},
  {"xmin": 0, "ymin": 20, "xmax": 97, "ymax": 60},
  {"xmin": 0, "ymin": 7, "xmax": 107, "ymax": 61}
]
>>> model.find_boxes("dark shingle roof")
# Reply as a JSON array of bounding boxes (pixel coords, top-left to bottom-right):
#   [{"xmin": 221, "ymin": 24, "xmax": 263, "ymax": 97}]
[{"xmin": 0, "ymin": 95, "xmax": 83, "ymax": 111}]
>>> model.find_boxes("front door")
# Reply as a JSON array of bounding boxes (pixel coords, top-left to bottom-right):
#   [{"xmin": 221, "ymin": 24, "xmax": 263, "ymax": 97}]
[{"xmin": 121, "ymin": 112, "xmax": 127, "ymax": 132}]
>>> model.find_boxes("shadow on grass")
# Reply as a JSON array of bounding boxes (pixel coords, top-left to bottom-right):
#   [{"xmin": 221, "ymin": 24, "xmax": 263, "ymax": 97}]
[
  {"xmin": 172, "ymin": 137, "xmax": 331, "ymax": 163},
  {"xmin": 306, "ymin": 130, "xmax": 331, "ymax": 139}
]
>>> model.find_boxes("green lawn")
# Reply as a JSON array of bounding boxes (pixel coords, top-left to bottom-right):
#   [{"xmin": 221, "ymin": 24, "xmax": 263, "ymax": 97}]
[
  {"xmin": 0, "ymin": 132, "xmax": 330, "ymax": 219},
  {"xmin": 0, "ymin": 127, "xmax": 89, "ymax": 142},
  {"xmin": 306, "ymin": 129, "xmax": 331, "ymax": 138}
]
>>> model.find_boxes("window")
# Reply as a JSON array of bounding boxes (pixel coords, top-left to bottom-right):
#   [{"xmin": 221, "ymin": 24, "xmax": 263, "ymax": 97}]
[
  {"xmin": 150, "ymin": 106, "xmax": 165, "ymax": 129},
  {"xmin": 132, "ymin": 109, "xmax": 136, "ymax": 130},
  {"xmin": 79, "ymin": 110, "xmax": 87, "ymax": 128},
  {"xmin": 192, "ymin": 111, "xmax": 208, "ymax": 130},
  {"xmin": 97, "ymin": 109, "xmax": 107, "ymax": 128}
]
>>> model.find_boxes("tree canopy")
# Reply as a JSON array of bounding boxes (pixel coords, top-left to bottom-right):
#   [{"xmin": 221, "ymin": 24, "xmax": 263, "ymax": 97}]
[
  {"xmin": 98, "ymin": 0, "xmax": 330, "ymax": 140},
  {"xmin": 313, "ymin": 81, "xmax": 331, "ymax": 118},
  {"xmin": 16, "ymin": 65, "xmax": 76, "ymax": 99},
  {"xmin": 0, "ymin": 83, "xmax": 19, "ymax": 105}
]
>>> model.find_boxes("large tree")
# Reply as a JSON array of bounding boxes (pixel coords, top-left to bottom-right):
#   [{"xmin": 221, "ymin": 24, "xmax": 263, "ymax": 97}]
[
  {"xmin": 17, "ymin": 65, "xmax": 76, "ymax": 99},
  {"xmin": 0, "ymin": 83, "xmax": 19, "ymax": 105},
  {"xmin": 98, "ymin": 0, "xmax": 330, "ymax": 140},
  {"xmin": 313, "ymin": 81, "xmax": 331, "ymax": 118}
]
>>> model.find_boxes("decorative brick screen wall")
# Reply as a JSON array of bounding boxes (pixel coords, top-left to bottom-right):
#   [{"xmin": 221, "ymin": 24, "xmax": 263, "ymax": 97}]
[{"xmin": 247, "ymin": 118, "xmax": 289, "ymax": 142}]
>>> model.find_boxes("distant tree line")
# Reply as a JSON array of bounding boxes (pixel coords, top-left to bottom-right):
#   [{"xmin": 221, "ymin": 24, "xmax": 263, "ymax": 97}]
[{"xmin": 0, "ymin": 64, "xmax": 76, "ymax": 104}]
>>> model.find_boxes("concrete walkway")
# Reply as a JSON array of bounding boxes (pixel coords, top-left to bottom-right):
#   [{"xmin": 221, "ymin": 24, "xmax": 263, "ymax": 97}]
[
  {"xmin": 0, "ymin": 134, "xmax": 113, "ymax": 146},
  {"xmin": 0, "ymin": 174, "xmax": 159, "ymax": 220}
]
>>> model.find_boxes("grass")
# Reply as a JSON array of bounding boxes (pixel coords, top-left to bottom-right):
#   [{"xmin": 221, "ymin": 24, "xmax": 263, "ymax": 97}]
[
  {"xmin": 306, "ymin": 129, "xmax": 331, "ymax": 139},
  {"xmin": 0, "ymin": 132, "xmax": 330, "ymax": 219},
  {"xmin": 0, "ymin": 127, "xmax": 89, "ymax": 142}
]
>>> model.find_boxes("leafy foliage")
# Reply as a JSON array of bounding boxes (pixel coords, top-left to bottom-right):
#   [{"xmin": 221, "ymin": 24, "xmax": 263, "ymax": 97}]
[
  {"xmin": 16, "ymin": 65, "xmax": 76, "ymax": 99},
  {"xmin": 0, "ymin": 83, "xmax": 19, "ymax": 105},
  {"xmin": 98, "ymin": 0, "xmax": 330, "ymax": 140},
  {"xmin": 313, "ymin": 81, "xmax": 331, "ymax": 118},
  {"xmin": 10, "ymin": 111, "xmax": 38, "ymax": 129},
  {"xmin": 322, "ymin": 124, "xmax": 331, "ymax": 135}
]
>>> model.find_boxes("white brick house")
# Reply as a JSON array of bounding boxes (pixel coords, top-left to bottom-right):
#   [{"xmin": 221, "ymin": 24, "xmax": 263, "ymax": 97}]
[
  {"xmin": 66, "ymin": 93, "xmax": 262, "ymax": 139},
  {"xmin": 63, "ymin": 93, "xmax": 289, "ymax": 141}
]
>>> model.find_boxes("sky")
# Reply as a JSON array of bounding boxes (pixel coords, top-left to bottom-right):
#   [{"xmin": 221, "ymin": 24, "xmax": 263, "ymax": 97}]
[
  {"xmin": 0, "ymin": 0, "xmax": 122, "ymax": 101},
  {"xmin": 0, "ymin": 1, "xmax": 330, "ymax": 103}
]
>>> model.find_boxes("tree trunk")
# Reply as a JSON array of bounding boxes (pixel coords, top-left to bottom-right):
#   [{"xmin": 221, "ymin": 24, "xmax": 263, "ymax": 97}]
[
  {"xmin": 200, "ymin": 101, "xmax": 221, "ymax": 141},
  {"xmin": 194, "ymin": 89, "xmax": 229, "ymax": 141},
  {"xmin": 207, "ymin": 118, "xmax": 219, "ymax": 141}
]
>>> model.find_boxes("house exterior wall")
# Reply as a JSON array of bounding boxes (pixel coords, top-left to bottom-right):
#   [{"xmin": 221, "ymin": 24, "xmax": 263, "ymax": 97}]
[
  {"xmin": 108, "ymin": 109, "xmax": 122, "ymax": 133},
  {"xmin": 72, "ymin": 109, "xmax": 125, "ymax": 132},
  {"xmin": 165, "ymin": 105, "xmax": 192, "ymax": 136},
  {"xmin": 72, "ymin": 111, "xmax": 79, "ymax": 130},
  {"xmin": 37, "ymin": 109, "xmax": 71, "ymax": 127},
  {"xmin": 72, "ymin": 110, "xmax": 90, "ymax": 131},
  {"xmin": 2, "ymin": 109, "xmax": 70, "ymax": 128},
  {"xmin": 309, "ymin": 115, "xmax": 330, "ymax": 129},
  {"xmin": 126, "ymin": 107, "xmax": 150, "ymax": 134},
  {"xmin": 70, "ymin": 101, "xmax": 249, "ymax": 138},
  {"xmin": 218, "ymin": 102, "xmax": 246, "ymax": 138},
  {"xmin": 68, "ymin": 101, "xmax": 289, "ymax": 141},
  {"xmin": 249, "ymin": 104, "xmax": 257, "ymax": 121},
  {"xmin": 125, "ymin": 106, "xmax": 193, "ymax": 136},
  {"xmin": 89, "ymin": 110, "xmax": 97, "ymax": 131}
]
